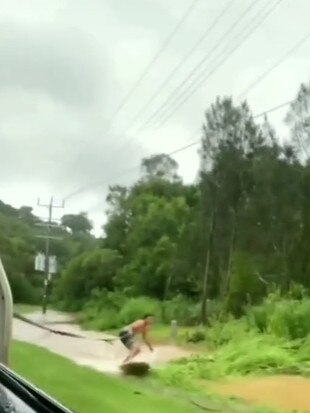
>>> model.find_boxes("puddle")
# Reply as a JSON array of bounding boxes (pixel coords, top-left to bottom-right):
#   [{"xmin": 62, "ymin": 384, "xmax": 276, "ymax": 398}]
[{"xmin": 213, "ymin": 376, "xmax": 310, "ymax": 412}]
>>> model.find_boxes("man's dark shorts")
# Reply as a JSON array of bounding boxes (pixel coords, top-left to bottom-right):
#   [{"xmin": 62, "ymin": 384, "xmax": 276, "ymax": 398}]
[{"xmin": 119, "ymin": 330, "xmax": 135, "ymax": 349}]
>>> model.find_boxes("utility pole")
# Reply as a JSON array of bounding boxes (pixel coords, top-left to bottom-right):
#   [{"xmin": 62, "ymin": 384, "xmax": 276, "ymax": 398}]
[{"xmin": 36, "ymin": 197, "xmax": 64, "ymax": 315}]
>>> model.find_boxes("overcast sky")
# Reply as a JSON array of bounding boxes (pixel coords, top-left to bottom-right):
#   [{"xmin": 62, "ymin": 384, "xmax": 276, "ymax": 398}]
[{"xmin": 0, "ymin": 0, "xmax": 310, "ymax": 234}]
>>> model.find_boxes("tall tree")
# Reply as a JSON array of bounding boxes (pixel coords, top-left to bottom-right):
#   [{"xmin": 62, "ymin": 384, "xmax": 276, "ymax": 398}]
[
  {"xmin": 286, "ymin": 82, "xmax": 310, "ymax": 160},
  {"xmin": 141, "ymin": 154, "xmax": 180, "ymax": 182},
  {"xmin": 62, "ymin": 212, "xmax": 92, "ymax": 234}
]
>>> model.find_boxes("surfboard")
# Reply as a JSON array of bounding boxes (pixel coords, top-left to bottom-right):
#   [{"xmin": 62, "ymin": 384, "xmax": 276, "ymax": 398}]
[{"xmin": 120, "ymin": 361, "xmax": 150, "ymax": 376}]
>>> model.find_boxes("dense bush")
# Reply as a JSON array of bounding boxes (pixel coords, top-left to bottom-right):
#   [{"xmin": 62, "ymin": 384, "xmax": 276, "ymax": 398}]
[
  {"xmin": 206, "ymin": 317, "xmax": 250, "ymax": 347},
  {"xmin": 186, "ymin": 329, "xmax": 206, "ymax": 343},
  {"xmin": 118, "ymin": 297, "xmax": 161, "ymax": 325},
  {"xmin": 158, "ymin": 329, "xmax": 310, "ymax": 389},
  {"xmin": 54, "ymin": 249, "xmax": 122, "ymax": 311},
  {"xmin": 158, "ymin": 332, "xmax": 306, "ymax": 388},
  {"xmin": 77, "ymin": 291, "xmax": 205, "ymax": 331},
  {"xmin": 246, "ymin": 292, "xmax": 310, "ymax": 340},
  {"xmin": 78, "ymin": 292, "xmax": 162, "ymax": 330},
  {"xmin": 79, "ymin": 307, "xmax": 120, "ymax": 330},
  {"xmin": 77, "ymin": 289, "xmax": 123, "ymax": 330},
  {"xmin": 9, "ymin": 273, "xmax": 41, "ymax": 304},
  {"xmin": 161, "ymin": 295, "xmax": 201, "ymax": 325}
]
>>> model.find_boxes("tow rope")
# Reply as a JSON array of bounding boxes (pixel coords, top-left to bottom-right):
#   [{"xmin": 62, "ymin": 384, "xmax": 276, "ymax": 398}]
[{"xmin": 13, "ymin": 313, "xmax": 117, "ymax": 344}]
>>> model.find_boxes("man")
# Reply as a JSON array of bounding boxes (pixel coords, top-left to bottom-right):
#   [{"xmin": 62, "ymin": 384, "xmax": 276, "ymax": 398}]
[{"xmin": 119, "ymin": 314, "xmax": 153, "ymax": 365}]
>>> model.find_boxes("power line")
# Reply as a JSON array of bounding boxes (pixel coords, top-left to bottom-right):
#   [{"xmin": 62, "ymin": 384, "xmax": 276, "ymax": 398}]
[
  {"xmin": 154, "ymin": 99, "xmax": 293, "ymax": 157},
  {"xmin": 147, "ymin": 0, "xmax": 284, "ymax": 135},
  {"xmin": 104, "ymin": 0, "xmax": 201, "ymax": 126},
  {"xmin": 64, "ymin": 98, "xmax": 292, "ymax": 201},
  {"xmin": 238, "ymin": 29, "xmax": 310, "ymax": 99},
  {"xmin": 125, "ymin": 0, "xmax": 235, "ymax": 134},
  {"xmin": 103, "ymin": 0, "xmax": 284, "ymax": 174},
  {"xmin": 81, "ymin": 0, "xmax": 236, "ymax": 185},
  {"xmin": 253, "ymin": 99, "xmax": 293, "ymax": 118},
  {"xmin": 77, "ymin": 0, "xmax": 280, "ymax": 196},
  {"xmin": 60, "ymin": 0, "xmax": 200, "ymax": 176},
  {"xmin": 132, "ymin": 0, "xmax": 266, "ymax": 136},
  {"xmin": 63, "ymin": 0, "xmax": 287, "ymax": 201}
]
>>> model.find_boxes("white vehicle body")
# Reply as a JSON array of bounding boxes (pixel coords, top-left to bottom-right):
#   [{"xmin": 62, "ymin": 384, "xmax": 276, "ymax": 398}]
[{"xmin": 0, "ymin": 258, "xmax": 13, "ymax": 365}]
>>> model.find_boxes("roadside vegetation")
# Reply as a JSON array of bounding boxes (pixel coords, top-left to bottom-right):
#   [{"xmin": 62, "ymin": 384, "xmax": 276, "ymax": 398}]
[
  {"xmin": 157, "ymin": 291, "xmax": 310, "ymax": 390},
  {"xmin": 5, "ymin": 78, "xmax": 310, "ymax": 412}
]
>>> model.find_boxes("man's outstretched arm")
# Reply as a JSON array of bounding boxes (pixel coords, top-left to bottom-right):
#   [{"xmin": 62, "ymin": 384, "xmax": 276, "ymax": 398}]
[{"xmin": 142, "ymin": 331, "xmax": 153, "ymax": 351}]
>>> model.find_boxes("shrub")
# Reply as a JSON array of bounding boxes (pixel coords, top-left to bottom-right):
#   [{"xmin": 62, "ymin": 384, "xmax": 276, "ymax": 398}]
[
  {"xmin": 77, "ymin": 289, "xmax": 123, "ymax": 330},
  {"xmin": 247, "ymin": 294, "xmax": 310, "ymax": 340},
  {"xmin": 158, "ymin": 294, "xmax": 310, "ymax": 388},
  {"xmin": 186, "ymin": 329, "xmax": 206, "ymax": 343},
  {"xmin": 78, "ymin": 293, "xmax": 162, "ymax": 331},
  {"xmin": 79, "ymin": 307, "xmax": 120, "ymax": 330},
  {"xmin": 9, "ymin": 273, "xmax": 41, "ymax": 304},
  {"xmin": 159, "ymin": 332, "xmax": 300, "ymax": 385},
  {"xmin": 216, "ymin": 333, "xmax": 296, "ymax": 376},
  {"xmin": 161, "ymin": 295, "xmax": 200, "ymax": 325},
  {"xmin": 118, "ymin": 297, "xmax": 161, "ymax": 325},
  {"xmin": 246, "ymin": 296, "xmax": 277, "ymax": 332},
  {"xmin": 54, "ymin": 249, "xmax": 121, "ymax": 310},
  {"xmin": 206, "ymin": 317, "xmax": 250, "ymax": 347},
  {"xmin": 268, "ymin": 299, "xmax": 310, "ymax": 339},
  {"xmin": 155, "ymin": 363, "xmax": 194, "ymax": 389},
  {"xmin": 287, "ymin": 283, "xmax": 307, "ymax": 300}
]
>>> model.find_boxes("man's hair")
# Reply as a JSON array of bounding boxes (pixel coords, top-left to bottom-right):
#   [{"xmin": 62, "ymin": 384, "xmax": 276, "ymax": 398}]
[{"xmin": 143, "ymin": 313, "xmax": 153, "ymax": 319}]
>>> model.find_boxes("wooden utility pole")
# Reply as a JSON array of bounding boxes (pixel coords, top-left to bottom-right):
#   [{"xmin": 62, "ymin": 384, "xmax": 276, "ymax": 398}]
[{"xmin": 36, "ymin": 197, "xmax": 64, "ymax": 315}]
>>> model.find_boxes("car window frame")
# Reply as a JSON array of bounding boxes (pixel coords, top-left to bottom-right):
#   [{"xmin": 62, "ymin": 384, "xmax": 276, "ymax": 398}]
[{"xmin": 0, "ymin": 364, "xmax": 73, "ymax": 413}]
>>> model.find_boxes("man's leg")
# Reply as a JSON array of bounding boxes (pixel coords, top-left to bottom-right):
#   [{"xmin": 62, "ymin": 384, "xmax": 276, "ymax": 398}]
[{"xmin": 122, "ymin": 344, "xmax": 140, "ymax": 364}]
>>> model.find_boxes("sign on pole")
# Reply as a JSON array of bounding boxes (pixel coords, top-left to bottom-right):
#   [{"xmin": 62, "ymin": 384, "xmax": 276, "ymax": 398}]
[
  {"xmin": 34, "ymin": 253, "xmax": 57, "ymax": 274},
  {"xmin": 34, "ymin": 253, "xmax": 45, "ymax": 272},
  {"xmin": 49, "ymin": 256, "xmax": 57, "ymax": 274}
]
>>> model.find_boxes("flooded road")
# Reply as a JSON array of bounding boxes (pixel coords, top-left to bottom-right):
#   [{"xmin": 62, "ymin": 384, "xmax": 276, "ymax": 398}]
[{"xmin": 13, "ymin": 311, "xmax": 190, "ymax": 374}]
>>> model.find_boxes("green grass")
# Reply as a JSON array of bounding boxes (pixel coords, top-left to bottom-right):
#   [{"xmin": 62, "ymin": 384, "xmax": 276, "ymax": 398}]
[
  {"xmin": 11, "ymin": 341, "xmax": 200, "ymax": 413},
  {"xmin": 14, "ymin": 303, "xmax": 40, "ymax": 314}
]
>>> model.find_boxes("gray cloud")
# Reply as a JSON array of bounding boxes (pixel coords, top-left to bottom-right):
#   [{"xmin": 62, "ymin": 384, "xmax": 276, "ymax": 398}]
[
  {"xmin": 0, "ymin": 0, "xmax": 310, "ymax": 233},
  {"xmin": 0, "ymin": 20, "xmax": 106, "ymax": 106},
  {"xmin": 104, "ymin": 0, "xmax": 171, "ymax": 30}
]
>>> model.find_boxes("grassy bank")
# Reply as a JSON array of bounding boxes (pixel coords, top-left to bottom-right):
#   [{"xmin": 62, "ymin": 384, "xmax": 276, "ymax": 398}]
[{"xmin": 11, "ymin": 341, "xmax": 201, "ymax": 413}]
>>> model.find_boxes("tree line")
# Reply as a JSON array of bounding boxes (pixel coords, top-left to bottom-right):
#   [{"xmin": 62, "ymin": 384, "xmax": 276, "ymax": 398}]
[
  {"xmin": 3, "ymin": 79, "xmax": 310, "ymax": 325},
  {"xmin": 0, "ymin": 201, "xmax": 96, "ymax": 303}
]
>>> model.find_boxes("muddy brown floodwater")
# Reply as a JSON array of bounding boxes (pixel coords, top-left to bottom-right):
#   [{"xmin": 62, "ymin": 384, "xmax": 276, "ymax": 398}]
[{"xmin": 213, "ymin": 375, "xmax": 310, "ymax": 412}]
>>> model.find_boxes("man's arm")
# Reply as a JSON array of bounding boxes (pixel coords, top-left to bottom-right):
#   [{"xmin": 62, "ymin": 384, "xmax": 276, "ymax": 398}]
[{"xmin": 142, "ymin": 330, "xmax": 153, "ymax": 352}]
